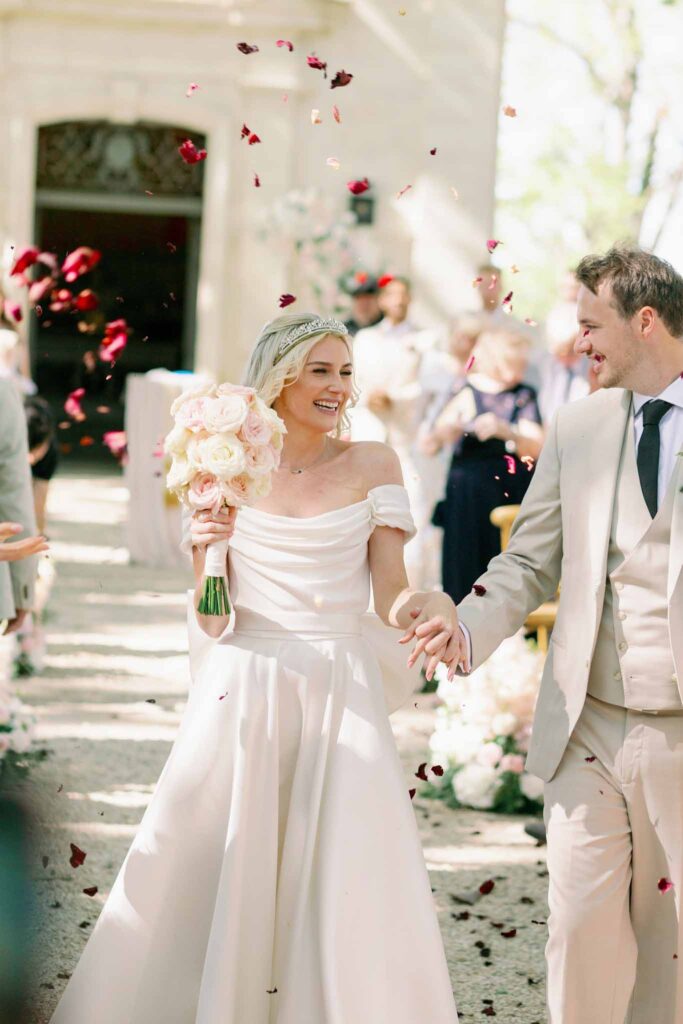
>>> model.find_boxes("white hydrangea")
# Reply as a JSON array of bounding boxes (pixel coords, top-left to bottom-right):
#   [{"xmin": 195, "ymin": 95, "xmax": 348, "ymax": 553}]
[{"xmin": 452, "ymin": 763, "xmax": 501, "ymax": 810}]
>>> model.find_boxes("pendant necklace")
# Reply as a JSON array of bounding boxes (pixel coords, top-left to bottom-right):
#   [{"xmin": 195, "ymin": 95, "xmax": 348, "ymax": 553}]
[{"xmin": 281, "ymin": 437, "xmax": 329, "ymax": 475}]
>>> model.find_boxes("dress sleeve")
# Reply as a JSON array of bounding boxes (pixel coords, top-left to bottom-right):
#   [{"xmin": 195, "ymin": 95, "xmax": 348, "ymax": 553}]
[{"xmin": 368, "ymin": 484, "xmax": 417, "ymax": 543}]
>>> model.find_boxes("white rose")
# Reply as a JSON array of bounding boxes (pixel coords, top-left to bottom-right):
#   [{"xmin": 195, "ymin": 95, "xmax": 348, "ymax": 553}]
[
  {"xmin": 167, "ymin": 455, "xmax": 193, "ymax": 491},
  {"xmin": 164, "ymin": 423, "xmax": 192, "ymax": 457},
  {"xmin": 476, "ymin": 741, "xmax": 503, "ymax": 768},
  {"xmin": 520, "ymin": 772, "xmax": 545, "ymax": 803},
  {"xmin": 202, "ymin": 394, "xmax": 249, "ymax": 434},
  {"xmin": 452, "ymin": 763, "xmax": 500, "ymax": 810},
  {"xmin": 492, "ymin": 712, "xmax": 517, "ymax": 737},
  {"xmin": 170, "ymin": 381, "xmax": 216, "ymax": 417},
  {"xmin": 248, "ymin": 474, "xmax": 273, "ymax": 500},
  {"xmin": 9, "ymin": 728, "xmax": 32, "ymax": 754},
  {"xmin": 197, "ymin": 435, "xmax": 246, "ymax": 480}
]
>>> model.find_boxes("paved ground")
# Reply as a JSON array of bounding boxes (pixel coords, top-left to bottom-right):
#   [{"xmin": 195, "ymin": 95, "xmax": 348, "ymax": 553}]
[{"xmin": 11, "ymin": 467, "xmax": 549, "ymax": 1023}]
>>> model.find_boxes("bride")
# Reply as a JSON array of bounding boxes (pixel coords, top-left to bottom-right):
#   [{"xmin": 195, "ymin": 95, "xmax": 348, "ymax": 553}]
[{"xmin": 50, "ymin": 313, "xmax": 463, "ymax": 1023}]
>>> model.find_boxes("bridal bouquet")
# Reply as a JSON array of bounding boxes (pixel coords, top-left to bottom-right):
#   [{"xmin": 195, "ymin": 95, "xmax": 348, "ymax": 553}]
[
  {"xmin": 423, "ymin": 631, "xmax": 545, "ymax": 815},
  {"xmin": 164, "ymin": 382, "xmax": 286, "ymax": 615}
]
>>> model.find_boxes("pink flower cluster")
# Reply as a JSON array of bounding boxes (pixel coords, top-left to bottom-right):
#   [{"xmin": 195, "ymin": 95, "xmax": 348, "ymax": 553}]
[{"xmin": 164, "ymin": 381, "xmax": 286, "ymax": 513}]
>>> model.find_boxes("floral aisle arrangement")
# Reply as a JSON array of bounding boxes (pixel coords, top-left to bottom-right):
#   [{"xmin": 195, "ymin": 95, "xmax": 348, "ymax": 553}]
[
  {"xmin": 0, "ymin": 637, "xmax": 43, "ymax": 782},
  {"xmin": 259, "ymin": 188, "xmax": 359, "ymax": 314},
  {"xmin": 423, "ymin": 631, "xmax": 546, "ymax": 815},
  {"xmin": 164, "ymin": 382, "xmax": 286, "ymax": 615}
]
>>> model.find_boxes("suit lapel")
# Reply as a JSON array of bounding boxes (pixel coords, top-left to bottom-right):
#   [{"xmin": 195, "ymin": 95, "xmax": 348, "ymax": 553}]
[
  {"xmin": 587, "ymin": 389, "xmax": 632, "ymax": 587},
  {"xmin": 668, "ymin": 452, "xmax": 683, "ymax": 601}
]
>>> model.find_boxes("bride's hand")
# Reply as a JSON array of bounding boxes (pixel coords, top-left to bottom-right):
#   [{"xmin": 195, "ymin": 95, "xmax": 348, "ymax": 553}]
[
  {"xmin": 399, "ymin": 593, "xmax": 467, "ymax": 682},
  {"xmin": 190, "ymin": 507, "xmax": 237, "ymax": 549}
]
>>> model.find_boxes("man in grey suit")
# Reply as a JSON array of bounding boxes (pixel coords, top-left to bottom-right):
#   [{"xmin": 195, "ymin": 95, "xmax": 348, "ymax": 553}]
[
  {"xmin": 0, "ymin": 379, "xmax": 45, "ymax": 635},
  {"xmin": 406, "ymin": 245, "xmax": 683, "ymax": 1023}
]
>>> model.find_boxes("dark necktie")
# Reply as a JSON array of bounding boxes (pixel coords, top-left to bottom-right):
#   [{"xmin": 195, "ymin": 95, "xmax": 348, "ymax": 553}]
[{"xmin": 636, "ymin": 399, "xmax": 672, "ymax": 517}]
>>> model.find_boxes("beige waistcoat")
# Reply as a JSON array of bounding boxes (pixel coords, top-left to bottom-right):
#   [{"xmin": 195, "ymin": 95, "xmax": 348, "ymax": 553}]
[{"xmin": 587, "ymin": 412, "xmax": 679, "ymax": 710}]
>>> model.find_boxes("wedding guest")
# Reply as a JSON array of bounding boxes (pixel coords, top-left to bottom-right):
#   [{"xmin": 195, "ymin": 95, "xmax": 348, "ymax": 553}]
[
  {"xmin": 469, "ymin": 265, "xmax": 543, "ymax": 389},
  {"xmin": 343, "ymin": 273, "xmax": 383, "ymax": 337},
  {"xmin": 423, "ymin": 329, "xmax": 543, "ymax": 604},
  {"xmin": 0, "ymin": 380, "xmax": 45, "ymax": 639},
  {"xmin": 538, "ymin": 270, "xmax": 590, "ymax": 423},
  {"xmin": 0, "ymin": 305, "xmax": 36, "ymax": 398},
  {"xmin": 350, "ymin": 276, "xmax": 442, "ymax": 588},
  {"xmin": 24, "ymin": 396, "xmax": 58, "ymax": 536}
]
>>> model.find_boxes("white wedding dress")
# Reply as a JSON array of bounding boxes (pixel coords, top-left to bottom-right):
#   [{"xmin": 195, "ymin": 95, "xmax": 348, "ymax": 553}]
[{"xmin": 49, "ymin": 484, "xmax": 459, "ymax": 1024}]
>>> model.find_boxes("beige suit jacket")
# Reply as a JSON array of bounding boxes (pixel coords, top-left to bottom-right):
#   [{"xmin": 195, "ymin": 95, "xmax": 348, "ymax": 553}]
[{"xmin": 457, "ymin": 387, "xmax": 683, "ymax": 782}]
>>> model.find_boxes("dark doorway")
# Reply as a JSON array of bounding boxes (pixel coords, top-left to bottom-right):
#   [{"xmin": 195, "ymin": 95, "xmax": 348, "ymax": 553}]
[{"xmin": 31, "ymin": 120, "xmax": 204, "ymax": 461}]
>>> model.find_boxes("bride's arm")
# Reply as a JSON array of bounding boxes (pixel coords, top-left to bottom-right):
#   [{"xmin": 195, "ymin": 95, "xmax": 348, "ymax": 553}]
[
  {"xmin": 364, "ymin": 445, "xmax": 466, "ymax": 680},
  {"xmin": 189, "ymin": 508, "xmax": 236, "ymax": 638}
]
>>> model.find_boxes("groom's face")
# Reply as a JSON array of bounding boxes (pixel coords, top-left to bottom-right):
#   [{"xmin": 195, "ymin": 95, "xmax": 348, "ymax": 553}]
[{"xmin": 576, "ymin": 282, "xmax": 640, "ymax": 389}]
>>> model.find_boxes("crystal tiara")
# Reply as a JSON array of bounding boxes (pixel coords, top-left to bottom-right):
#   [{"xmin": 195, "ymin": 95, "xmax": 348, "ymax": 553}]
[{"xmin": 273, "ymin": 318, "xmax": 349, "ymax": 364}]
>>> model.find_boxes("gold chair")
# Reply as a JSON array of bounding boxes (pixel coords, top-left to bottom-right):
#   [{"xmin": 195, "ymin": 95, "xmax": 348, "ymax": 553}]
[{"xmin": 489, "ymin": 505, "xmax": 558, "ymax": 653}]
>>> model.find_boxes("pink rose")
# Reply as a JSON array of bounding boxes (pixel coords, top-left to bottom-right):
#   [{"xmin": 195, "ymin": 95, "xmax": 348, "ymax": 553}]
[
  {"xmin": 187, "ymin": 472, "xmax": 223, "ymax": 512},
  {"xmin": 222, "ymin": 474, "xmax": 250, "ymax": 507},
  {"xmin": 202, "ymin": 394, "xmax": 248, "ymax": 434},
  {"xmin": 176, "ymin": 397, "xmax": 208, "ymax": 433},
  {"xmin": 476, "ymin": 741, "xmax": 503, "ymax": 768},
  {"xmin": 217, "ymin": 383, "xmax": 256, "ymax": 400},
  {"xmin": 241, "ymin": 409, "xmax": 272, "ymax": 446},
  {"xmin": 500, "ymin": 754, "xmax": 525, "ymax": 775},
  {"xmin": 244, "ymin": 444, "xmax": 277, "ymax": 476}
]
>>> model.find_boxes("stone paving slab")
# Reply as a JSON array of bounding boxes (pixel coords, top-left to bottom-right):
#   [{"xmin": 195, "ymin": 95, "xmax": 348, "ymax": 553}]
[{"xmin": 10, "ymin": 470, "xmax": 548, "ymax": 1023}]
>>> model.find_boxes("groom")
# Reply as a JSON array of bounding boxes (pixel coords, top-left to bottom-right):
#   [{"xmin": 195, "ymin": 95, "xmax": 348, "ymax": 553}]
[{"xmin": 418, "ymin": 245, "xmax": 683, "ymax": 1022}]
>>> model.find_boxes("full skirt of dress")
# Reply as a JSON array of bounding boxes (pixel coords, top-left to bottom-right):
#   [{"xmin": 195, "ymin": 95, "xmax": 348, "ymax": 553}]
[{"xmin": 49, "ymin": 621, "xmax": 459, "ymax": 1023}]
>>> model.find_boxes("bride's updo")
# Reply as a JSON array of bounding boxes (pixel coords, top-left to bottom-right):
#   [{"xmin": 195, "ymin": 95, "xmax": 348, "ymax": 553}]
[{"xmin": 242, "ymin": 312, "xmax": 357, "ymax": 434}]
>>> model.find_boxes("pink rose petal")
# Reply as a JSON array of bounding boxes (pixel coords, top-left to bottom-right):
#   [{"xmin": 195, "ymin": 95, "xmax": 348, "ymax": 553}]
[
  {"xmin": 486, "ymin": 239, "xmax": 502, "ymax": 253},
  {"xmin": 236, "ymin": 42, "xmax": 259, "ymax": 55},
  {"xmin": 276, "ymin": 39, "xmax": 294, "ymax": 52},
  {"xmin": 347, "ymin": 177, "xmax": 370, "ymax": 195}
]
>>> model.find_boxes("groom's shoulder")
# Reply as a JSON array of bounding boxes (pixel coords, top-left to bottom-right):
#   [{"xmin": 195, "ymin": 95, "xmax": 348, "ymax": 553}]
[{"xmin": 555, "ymin": 386, "xmax": 628, "ymax": 440}]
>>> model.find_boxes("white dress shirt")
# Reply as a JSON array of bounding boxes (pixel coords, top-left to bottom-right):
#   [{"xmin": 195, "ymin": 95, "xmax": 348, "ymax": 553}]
[{"xmin": 632, "ymin": 374, "xmax": 683, "ymax": 507}]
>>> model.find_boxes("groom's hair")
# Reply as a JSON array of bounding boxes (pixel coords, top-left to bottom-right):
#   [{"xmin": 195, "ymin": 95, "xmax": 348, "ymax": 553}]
[{"xmin": 575, "ymin": 244, "xmax": 683, "ymax": 337}]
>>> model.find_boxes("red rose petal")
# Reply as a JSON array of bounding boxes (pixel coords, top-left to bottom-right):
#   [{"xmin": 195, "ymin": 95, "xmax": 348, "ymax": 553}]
[
  {"xmin": 486, "ymin": 239, "xmax": 502, "ymax": 253},
  {"xmin": 241, "ymin": 123, "xmax": 250, "ymax": 138},
  {"xmin": 431, "ymin": 765, "xmax": 444, "ymax": 777},
  {"xmin": 415, "ymin": 761, "xmax": 428, "ymax": 781},
  {"xmin": 430, "ymin": 147, "xmax": 437, "ymax": 155},
  {"xmin": 408, "ymin": 788, "xmax": 416, "ymax": 800},
  {"xmin": 64, "ymin": 388, "xmax": 86, "ymax": 422},
  {"xmin": 276, "ymin": 39, "xmax": 294, "ymax": 52},
  {"xmin": 69, "ymin": 843, "xmax": 86, "ymax": 868},
  {"xmin": 83, "ymin": 886, "xmax": 98, "ymax": 896},
  {"xmin": 178, "ymin": 139, "xmax": 207, "ymax": 164},
  {"xmin": 658, "ymin": 878, "xmax": 675, "ymax": 894},
  {"xmin": 377, "ymin": 274, "xmax": 394, "ymax": 288},
  {"xmin": 278, "ymin": 293, "xmax": 296, "ymax": 308},
  {"xmin": 397, "ymin": 184, "xmax": 413, "ymax": 199},
  {"xmin": 10, "ymin": 245, "xmax": 40, "ymax": 277},
  {"xmin": 330, "ymin": 69, "xmax": 353, "ymax": 89},
  {"xmin": 74, "ymin": 289, "xmax": 98, "ymax": 312},
  {"xmin": 347, "ymin": 177, "xmax": 370, "ymax": 195},
  {"xmin": 465, "ymin": 354, "xmax": 476, "ymax": 372},
  {"xmin": 504, "ymin": 454, "xmax": 517, "ymax": 475},
  {"xmin": 236, "ymin": 42, "xmax": 259, "ymax": 55},
  {"xmin": 186, "ymin": 82, "xmax": 199, "ymax": 97},
  {"xmin": 585, "ymin": 755, "xmax": 597, "ymax": 763},
  {"xmin": 248, "ymin": 133, "xmax": 261, "ymax": 146},
  {"xmin": 61, "ymin": 246, "xmax": 101, "ymax": 283},
  {"xmin": 332, "ymin": 104, "xmax": 341, "ymax": 123},
  {"xmin": 307, "ymin": 53, "xmax": 328, "ymax": 77},
  {"xmin": 3, "ymin": 301, "xmax": 22, "ymax": 323},
  {"xmin": 253, "ymin": 172, "xmax": 261, "ymax": 188},
  {"xmin": 502, "ymin": 290, "xmax": 513, "ymax": 305},
  {"xmin": 473, "ymin": 584, "xmax": 487, "ymax": 596},
  {"xmin": 479, "ymin": 879, "xmax": 495, "ymax": 895},
  {"xmin": 501, "ymin": 928, "xmax": 517, "ymax": 938}
]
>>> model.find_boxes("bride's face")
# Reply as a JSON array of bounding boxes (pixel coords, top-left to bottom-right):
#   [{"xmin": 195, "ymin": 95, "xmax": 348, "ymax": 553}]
[{"xmin": 275, "ymin": 334, "xmax": 353, "ymax": 432}]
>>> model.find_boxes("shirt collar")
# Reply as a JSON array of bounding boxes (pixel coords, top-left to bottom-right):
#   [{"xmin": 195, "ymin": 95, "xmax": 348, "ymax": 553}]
[{"xmin": 633, "ymin": 374, "xmax": 683, "ymax": 417}]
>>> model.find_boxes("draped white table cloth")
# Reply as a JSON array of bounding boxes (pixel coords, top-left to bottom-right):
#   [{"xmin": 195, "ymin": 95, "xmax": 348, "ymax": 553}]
[{"xmin": 124, "ymin": 370, "xmax": 212, "ymax": 568}]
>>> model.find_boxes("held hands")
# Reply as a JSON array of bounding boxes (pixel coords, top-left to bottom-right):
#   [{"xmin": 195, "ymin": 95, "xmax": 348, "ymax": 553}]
[
  {"xmin": 399, "ymin": 592, "xmax": 468, "ymax": 682},
  {"xmin": 0, "ymin": 522, "xmax": 49, "ymax": 562},
  {"xmin": 190, "ymin": 507, "xmax": 238, "ymax": 549}
]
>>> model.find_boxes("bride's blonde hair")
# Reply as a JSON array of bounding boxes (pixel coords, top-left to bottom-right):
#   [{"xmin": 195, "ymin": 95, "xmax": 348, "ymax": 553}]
[{"xmin": 242, "ymin": 312, "xmax": 357, "ymax": 435}]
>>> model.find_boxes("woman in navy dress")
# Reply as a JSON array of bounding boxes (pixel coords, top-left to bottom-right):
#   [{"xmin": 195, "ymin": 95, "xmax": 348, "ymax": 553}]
[{"xmin": 421, "ymin": 329, "xmax": 544, "ymax": 605}]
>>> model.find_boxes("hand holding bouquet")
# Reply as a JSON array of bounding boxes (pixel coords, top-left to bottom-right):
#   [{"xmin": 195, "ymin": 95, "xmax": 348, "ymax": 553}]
[{"xmin": 164, "ymin": 382, "xmax": 286, "ymax": 615}]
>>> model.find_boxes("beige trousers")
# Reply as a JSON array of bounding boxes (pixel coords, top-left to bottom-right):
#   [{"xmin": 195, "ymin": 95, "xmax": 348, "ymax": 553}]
[{"xmin": 544, "ymin": 694, "xmax": 683, "ymax": 1024}]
